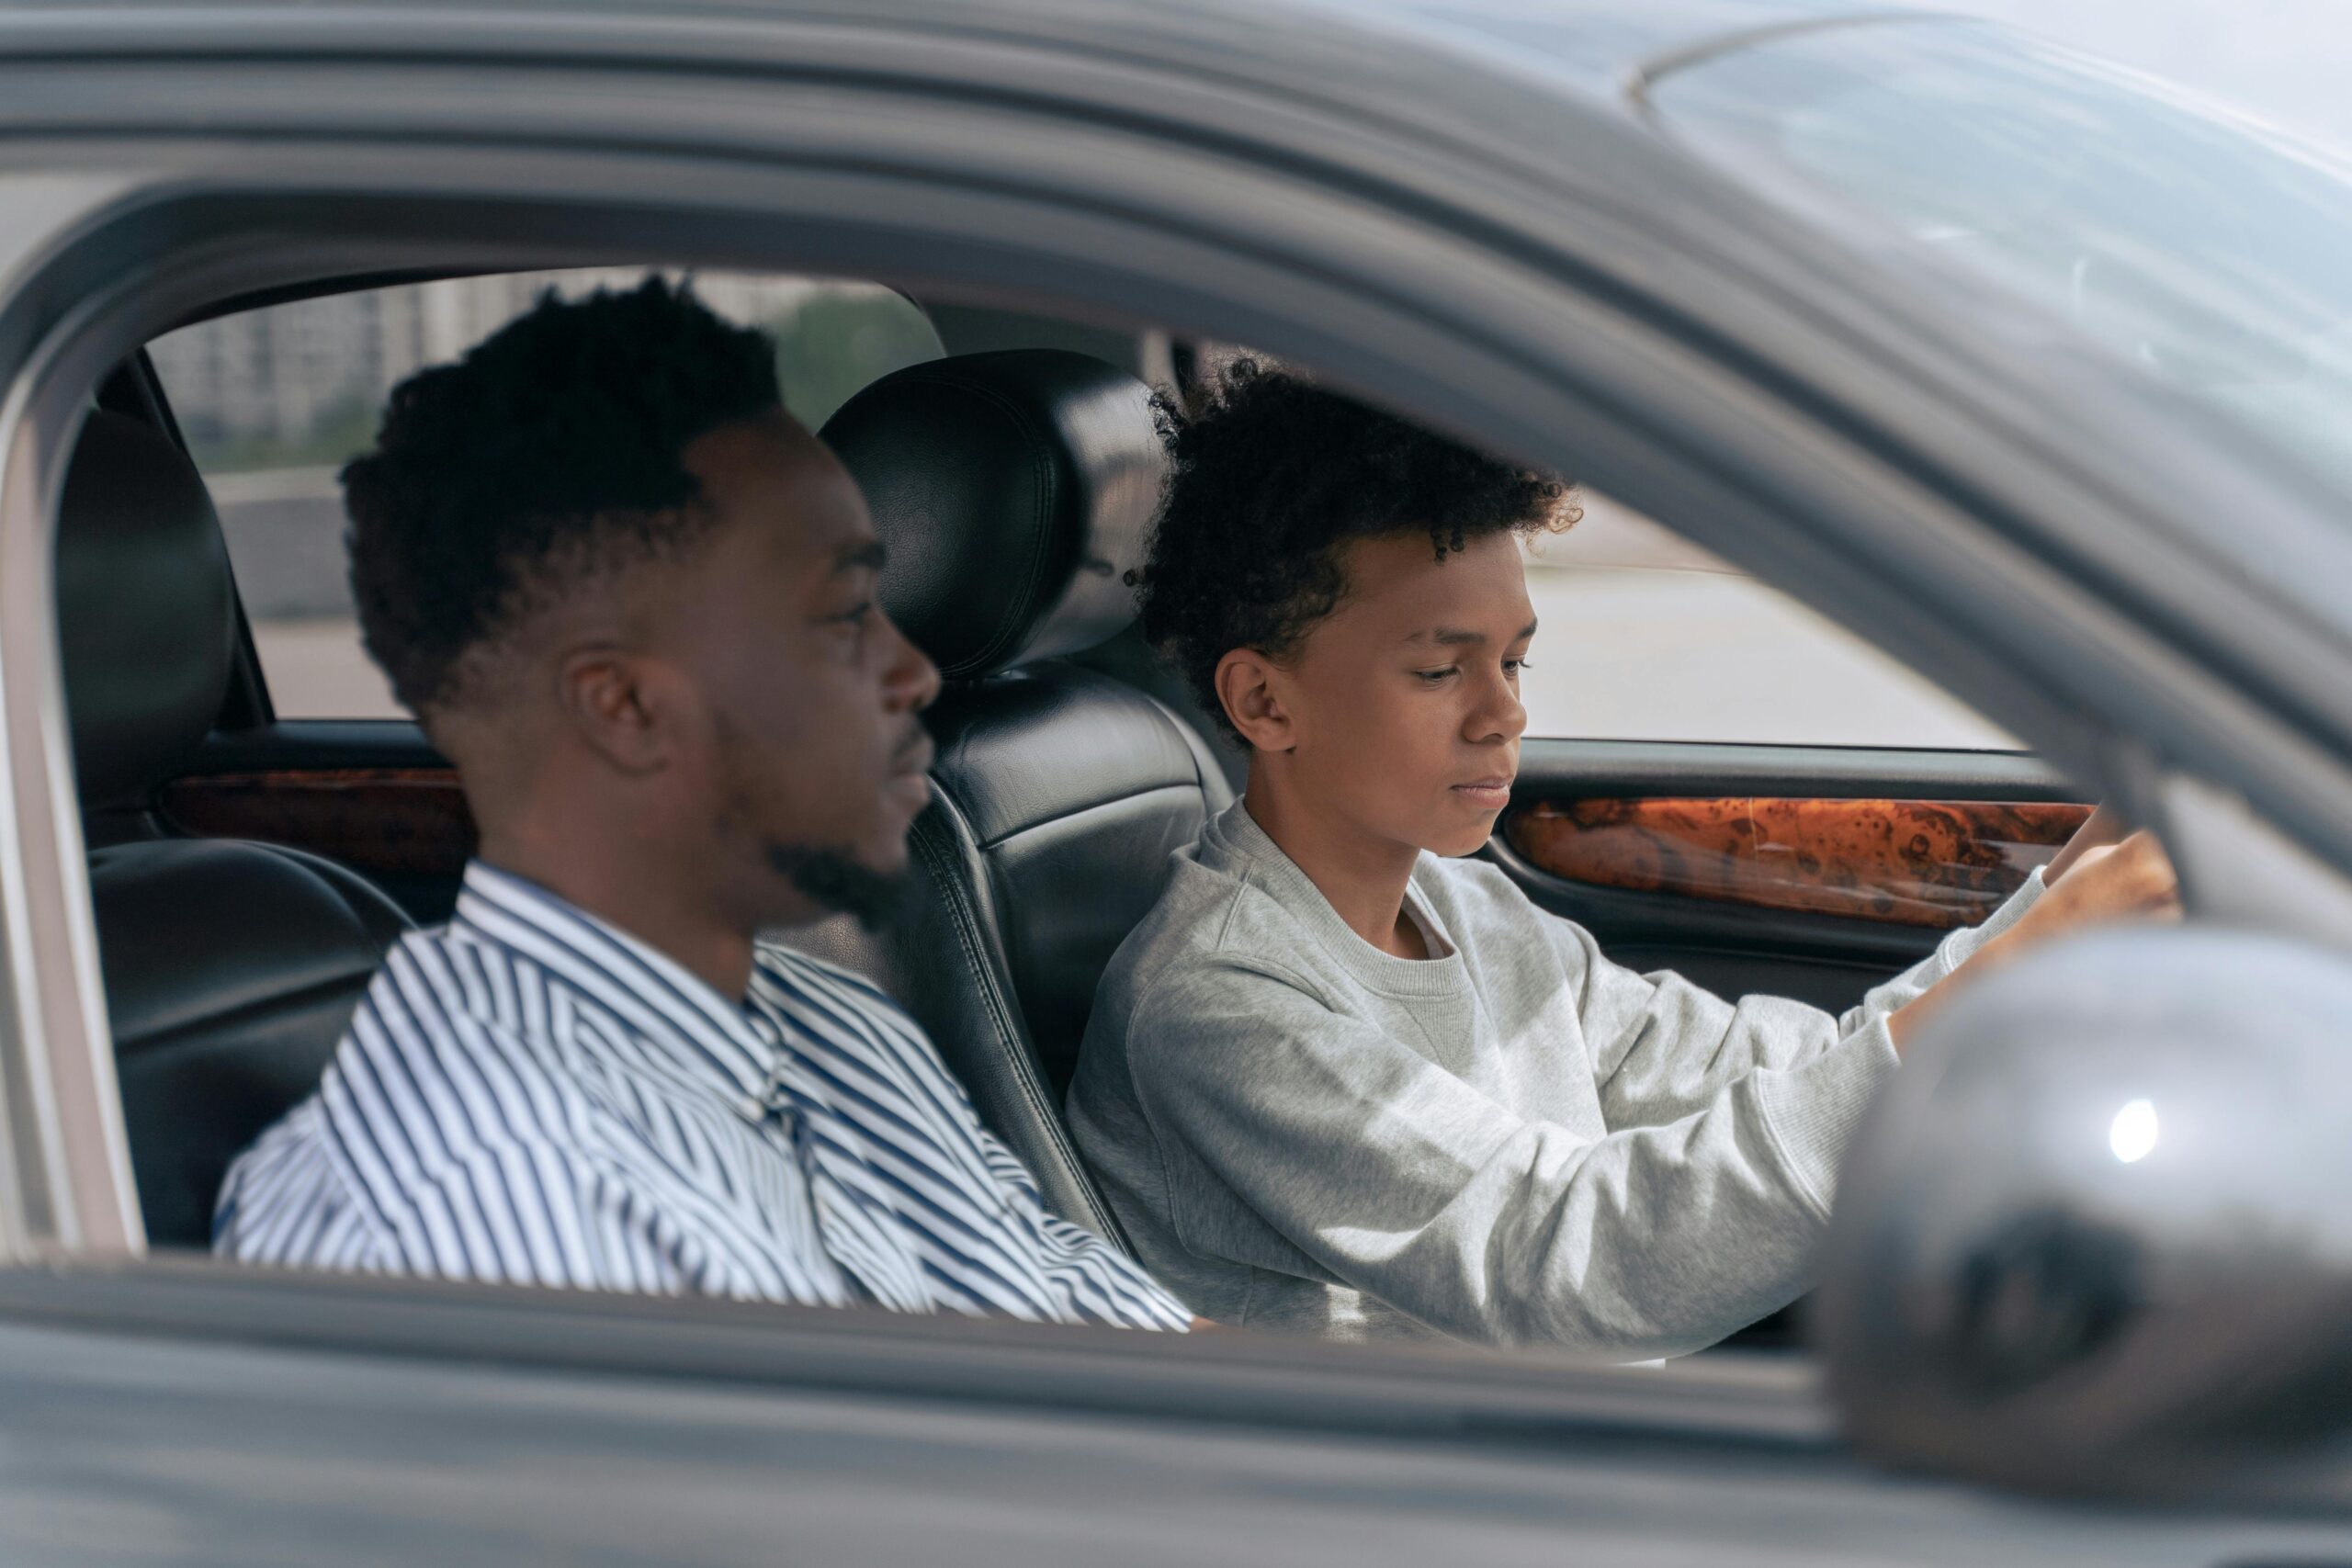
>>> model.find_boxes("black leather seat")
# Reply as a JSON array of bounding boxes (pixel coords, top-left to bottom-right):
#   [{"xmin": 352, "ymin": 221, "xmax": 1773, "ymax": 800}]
[
  {"xmin": 60, "ymin": 411, "xmax": 415, "ymax": 1249},
  {"xmin": 802, "ymin": 351, "xmax": 1231, "ymax": 1248}
]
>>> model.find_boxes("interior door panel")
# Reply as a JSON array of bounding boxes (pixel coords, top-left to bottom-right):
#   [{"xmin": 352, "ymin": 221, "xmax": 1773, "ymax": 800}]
[
  {"xmin": 1486, "ymin": 739, "xmax": 2083, "ymax": 1014},
  {"xmin": 1505, "ymin": 796, "xmax": 2086, "ymax": 931},
  {"xmin": 161, "ymin": 721, "xmax": 467, "ymax": 923}
]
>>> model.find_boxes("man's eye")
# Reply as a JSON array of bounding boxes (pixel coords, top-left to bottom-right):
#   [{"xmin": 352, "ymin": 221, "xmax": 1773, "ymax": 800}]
[
  {"xmin": 838, "ymin": 602, "xmax": 876, "ymax": 627},
  {"xmin": 1414, "ymin": 667, "xmax": 1457, "ymax": 684},
  {"xmin": 1504, "ymin": 659, "xmax": 1532, "ymax": 677}
]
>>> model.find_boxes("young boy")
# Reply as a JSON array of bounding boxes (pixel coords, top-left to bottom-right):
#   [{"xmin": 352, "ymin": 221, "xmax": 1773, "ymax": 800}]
[{"xmin": 1067, "ymin": 361, "xmax": 2175, "ymax": 1355}]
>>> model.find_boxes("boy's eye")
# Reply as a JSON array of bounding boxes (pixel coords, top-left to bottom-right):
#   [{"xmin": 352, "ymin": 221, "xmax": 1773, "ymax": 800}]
[
  {"xmin": 1504, "ymin": 658, "xmax": 1532, "ymax": 677},
  {"xmin": 831, "ymin": 602, "xmax": 876, "ymax": 650},
  {"xmin": 1414, "ymin": 667, "xmax": 1457, "ymax": 684}
]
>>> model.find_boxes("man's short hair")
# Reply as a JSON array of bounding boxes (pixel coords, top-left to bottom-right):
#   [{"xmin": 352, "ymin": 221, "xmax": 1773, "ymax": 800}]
[
  {"xmin": 1134, "ymin": 357, "xmax": 1577, "ymax": 746},
  {"xmin": 344, "ymin": 276, "xmax": 783, "ymax": 713}
]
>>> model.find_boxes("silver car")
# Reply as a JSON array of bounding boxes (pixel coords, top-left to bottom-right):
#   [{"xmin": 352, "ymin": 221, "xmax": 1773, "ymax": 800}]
[{"xmin": 0, "ymin": 1, "xmax": 2347, "ymax": 1561}]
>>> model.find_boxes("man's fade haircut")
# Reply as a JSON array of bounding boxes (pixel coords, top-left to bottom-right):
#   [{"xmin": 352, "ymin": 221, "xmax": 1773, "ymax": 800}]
[
  {"xmin": 344, "ymin": 276, "xmax": 784, "ymax": 714},
  {"xmin": 1134, "ymin": 357, "xmax": 1579, "ymax": 747}
]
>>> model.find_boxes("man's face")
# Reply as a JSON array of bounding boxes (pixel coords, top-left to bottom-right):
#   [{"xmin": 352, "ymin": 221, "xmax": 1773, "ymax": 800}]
[
  {"xmin": 1267, "ymin": 529, "xmax": 1533, "ymax": 858},
  {"xmin": 662, "ymin": 413, "xmax": 939, "ymax": 928}
]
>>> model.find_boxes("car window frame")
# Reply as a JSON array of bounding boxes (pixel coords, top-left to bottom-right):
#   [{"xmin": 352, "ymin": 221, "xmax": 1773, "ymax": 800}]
[{"xmin": 0, "ymin": 21, "xmax": 2343, "ymax": 1397}]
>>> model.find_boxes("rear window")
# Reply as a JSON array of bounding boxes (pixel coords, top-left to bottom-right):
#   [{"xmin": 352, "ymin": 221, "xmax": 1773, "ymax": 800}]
[{"xmin": 146, "ymin": 269, "xmax": 944, "ymax": 718}]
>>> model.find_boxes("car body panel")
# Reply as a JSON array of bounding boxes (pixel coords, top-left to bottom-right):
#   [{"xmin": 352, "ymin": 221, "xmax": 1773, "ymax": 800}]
[
  {"xmin": 0, "ymin": 3, "xmax": 2344, "ymax": 1555},
  {"xmin": 0, "ymin": 1261, "xmax": 2343, "ymax": 1564}
]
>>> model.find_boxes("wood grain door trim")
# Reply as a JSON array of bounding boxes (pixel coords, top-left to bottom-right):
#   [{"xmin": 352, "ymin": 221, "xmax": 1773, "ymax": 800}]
[{"xmin": 1502, "ymin": 796, "xmax": 2090, "ymax": 930}]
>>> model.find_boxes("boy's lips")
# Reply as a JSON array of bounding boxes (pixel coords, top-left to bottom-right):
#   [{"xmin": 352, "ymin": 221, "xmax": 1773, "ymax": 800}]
[{"xmin": 1451, "ymin": 777, "xmax": 1514, "ymax": 809}]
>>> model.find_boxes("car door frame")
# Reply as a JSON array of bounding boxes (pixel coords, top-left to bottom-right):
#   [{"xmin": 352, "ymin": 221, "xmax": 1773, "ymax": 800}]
[{"xmin": 0, "ymin": 7, "xmax": 2344, "ymax": 1388}]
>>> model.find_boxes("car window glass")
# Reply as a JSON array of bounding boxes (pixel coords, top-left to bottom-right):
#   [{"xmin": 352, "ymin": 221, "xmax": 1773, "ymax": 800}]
[
  {"xmin": 1175, "ymin": 345, "xmax": 2011, "ymax": 750},
  {"xmin": 1647, "ymin": 18, "xmax": 2352, "ymax": 511},
  {"xmin": 145, "ymin": 269, "xmax": 944, "ymax": 718},
  {"xmin": 1522, "ymin": 492, "xmax": 2015, "ymax": 747}
]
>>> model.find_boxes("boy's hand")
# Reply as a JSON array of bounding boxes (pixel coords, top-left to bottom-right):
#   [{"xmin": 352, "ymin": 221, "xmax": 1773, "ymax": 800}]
[
  {"xmin": 2043, "ymin": 802, "xmax": 2131, "ymax": 886},
  {"xmin": 1888, "ymin": 828, "xmax": 2178, "ymax": 1055},
  {"xmin": 2007, "ymin": 829, "xmax": 2182, "ymax": 946}
]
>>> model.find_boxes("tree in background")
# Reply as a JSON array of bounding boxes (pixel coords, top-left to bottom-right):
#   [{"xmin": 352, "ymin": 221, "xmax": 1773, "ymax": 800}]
[{"xmin": 770, "ymin": 290, "xmax": 943, "ymax": 430}]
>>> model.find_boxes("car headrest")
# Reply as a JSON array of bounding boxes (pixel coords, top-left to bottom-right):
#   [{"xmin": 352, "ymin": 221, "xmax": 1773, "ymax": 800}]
[
  {"xmin": 820, "ymin": 350, "xmax": 1165, "ymax": 681},
  {"xmin": 57, "ymin": 411, "xmax": 236, "ymax": 807}
]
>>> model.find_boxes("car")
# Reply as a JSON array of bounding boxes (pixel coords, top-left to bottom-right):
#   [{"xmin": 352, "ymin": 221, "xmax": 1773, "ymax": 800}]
[{"xmin": 0, "ymin": 0, "xmax": 2346, "ymax": 1561}]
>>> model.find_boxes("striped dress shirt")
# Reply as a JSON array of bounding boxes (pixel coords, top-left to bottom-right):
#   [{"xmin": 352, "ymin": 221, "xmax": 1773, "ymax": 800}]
[{"xmin": 213, "ymin": 861, "xmax": 1189, "ymax": 1330}]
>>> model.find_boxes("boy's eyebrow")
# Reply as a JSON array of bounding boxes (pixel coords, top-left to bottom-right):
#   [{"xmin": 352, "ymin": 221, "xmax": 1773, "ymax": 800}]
[
  {"xmin": 833, "ymin": 538, "xmax": 888, "ymax": 575},
  {"xmin": 1406, "ymin": 618, "xmax": 1540, "ymax": 648}
]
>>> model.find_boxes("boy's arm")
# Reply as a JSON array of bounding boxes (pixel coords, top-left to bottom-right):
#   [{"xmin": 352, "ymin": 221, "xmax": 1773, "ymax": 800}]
[
  {"xmin": 1544, "ymin": 856, "xmax": 2045, "ymax": 1131},
  {"xmin": 1836, "ymin": 867, "xmax": 2048, "ymax": 1034},
  {"xmin": 1840, "ymin": 802, "xmax": 2142, "ymax": 1032},
  {"xmin": 1133, "ymin": 959, "xmax": 1883, "ymax": 1357},
  {"xmin": 1566, "ymin": 811, "xmax": 2169, "ymax": 1118}
]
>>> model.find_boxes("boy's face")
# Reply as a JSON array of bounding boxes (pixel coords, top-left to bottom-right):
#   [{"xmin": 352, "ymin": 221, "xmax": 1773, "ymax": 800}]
[{"xmin": 1256, "ymin": 529, "xmax": 1533, "ymax": 858}]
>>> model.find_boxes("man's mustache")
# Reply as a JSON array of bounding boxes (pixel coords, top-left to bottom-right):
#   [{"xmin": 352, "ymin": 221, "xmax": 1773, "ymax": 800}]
[{"xmin": 893, "ymin": 726, "xmax": 935, "ymax": 773}]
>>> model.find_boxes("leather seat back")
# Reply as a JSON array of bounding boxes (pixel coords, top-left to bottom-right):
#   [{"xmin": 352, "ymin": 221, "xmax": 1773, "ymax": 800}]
[
  {"xmin": 59, "ymin": 411, "xmax": 415, "ymax": 1247},
  {"xmin": 797, "ymin": 352, "xmax": 1228, "ymax": 1247}
]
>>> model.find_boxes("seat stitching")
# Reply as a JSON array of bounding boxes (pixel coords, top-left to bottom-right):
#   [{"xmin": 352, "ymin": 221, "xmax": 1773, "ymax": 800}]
[{"xmin": 910, "ymin": 801, "xmax": 1129, "ymax": 1250}]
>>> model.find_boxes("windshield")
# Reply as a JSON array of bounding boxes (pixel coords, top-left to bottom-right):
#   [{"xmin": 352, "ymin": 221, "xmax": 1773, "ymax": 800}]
[{"xmin": 1646, "ymin": 17, "xmax": 2352, "ymax": 499}]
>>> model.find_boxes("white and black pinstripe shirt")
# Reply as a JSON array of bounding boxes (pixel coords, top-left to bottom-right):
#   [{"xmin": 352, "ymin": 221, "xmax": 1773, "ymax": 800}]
[{"xmin": 213, "ymin": 861, "xmax": 1189, "ymax": 1330}]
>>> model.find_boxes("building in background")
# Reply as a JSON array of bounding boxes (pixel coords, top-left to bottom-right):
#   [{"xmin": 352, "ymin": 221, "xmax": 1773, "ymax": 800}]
[{"xmin": 148, "ymin": 269, "xmax": 843, "ymax": 471}]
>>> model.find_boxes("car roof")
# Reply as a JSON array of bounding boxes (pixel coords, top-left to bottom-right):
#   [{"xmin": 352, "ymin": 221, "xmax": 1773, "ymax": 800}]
[{"xmin": 15, "ymin": 0, "xmax": 1919, "ymax": 111}]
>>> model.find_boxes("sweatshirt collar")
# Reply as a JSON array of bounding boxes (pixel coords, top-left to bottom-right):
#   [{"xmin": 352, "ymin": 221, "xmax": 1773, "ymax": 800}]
[{"xmin": 1205, "ymin": 801, "xmax": 1468, "ymax": 994}]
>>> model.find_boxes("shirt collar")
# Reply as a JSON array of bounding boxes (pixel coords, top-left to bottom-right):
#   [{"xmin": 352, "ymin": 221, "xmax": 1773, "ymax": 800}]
[{"xmin": 451, "ymin": 860, "xmax": 778, "ymax": 1102}]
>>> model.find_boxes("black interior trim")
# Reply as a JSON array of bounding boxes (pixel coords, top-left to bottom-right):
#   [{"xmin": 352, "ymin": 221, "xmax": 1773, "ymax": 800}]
[
  {"xmin": 178, "ymin": 719, "xmax": 450, "ymax": 775},
  {"xmin": 1510, "ymin": 738, "xmax": 2072, "ymax": 801}
]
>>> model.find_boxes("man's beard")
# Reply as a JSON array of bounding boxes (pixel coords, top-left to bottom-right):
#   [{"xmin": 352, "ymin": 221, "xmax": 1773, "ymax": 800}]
[{"xmin": 765, "ymin": 842, "xmax": 912, "ymax": 932}]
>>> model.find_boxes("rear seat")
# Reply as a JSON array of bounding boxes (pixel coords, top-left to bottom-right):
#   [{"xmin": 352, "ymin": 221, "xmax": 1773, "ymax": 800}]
[
  {"xmin": 60, "ymin": 412, "xmax": 416, "ymax": 1247},
  {"xmin": 793, "ymin": 351, "xmax": 1230, "ymax": 1250}
]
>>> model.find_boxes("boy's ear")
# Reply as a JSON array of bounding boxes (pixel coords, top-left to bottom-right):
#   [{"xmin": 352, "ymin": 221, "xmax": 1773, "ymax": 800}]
[
  {"xmin": 554, "ymin": 644, "xmax": 678, "ymax": 775},
  {"xmin": 1215, "ymin": 647, "xmax": 1295, "ymax": 753}
]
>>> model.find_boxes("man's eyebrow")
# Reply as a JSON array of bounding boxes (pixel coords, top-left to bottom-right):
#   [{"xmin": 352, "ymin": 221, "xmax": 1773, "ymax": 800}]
[
  {"xmin": 834, "ymin": 539, "xmax": 888, "ymax": 575},
  {"xmin": 1405, "ymin": 619, "xmax": 1540, "ymax": 648}
]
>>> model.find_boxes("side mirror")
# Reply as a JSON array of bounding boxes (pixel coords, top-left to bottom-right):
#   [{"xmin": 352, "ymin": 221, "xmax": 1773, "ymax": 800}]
[{"xmin": 1816, "ymin": 925, "xmax": 2352, "ymax": 1503}]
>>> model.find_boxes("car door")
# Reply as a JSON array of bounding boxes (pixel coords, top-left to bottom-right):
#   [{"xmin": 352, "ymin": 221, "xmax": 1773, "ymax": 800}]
[
  {"xmin": 1, "ymin": 8, "xmax": 2350, "ymax": 1557},
  {"xmin": 1478, "ymin": 498, "xmax": 2080, "ymax": 1016}
]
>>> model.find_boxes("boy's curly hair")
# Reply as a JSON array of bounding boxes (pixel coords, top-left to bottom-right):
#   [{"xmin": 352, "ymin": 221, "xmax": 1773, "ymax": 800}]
[
  {"xmin": 1134, "ymin": 358, "xmax": 1577, "ymax": 746},
  {"xmin": 343, "ymin": 276, "xmax": 783, "ymax": 714}
]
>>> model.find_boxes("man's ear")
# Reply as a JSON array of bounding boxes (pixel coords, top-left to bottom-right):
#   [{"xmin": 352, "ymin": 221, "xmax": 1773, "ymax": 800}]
[
  {"xmin": 1215, "ymin": 647, "xmax": 1295, "ymax": 753},
  {"xmin": 553, "ymin": 645, "xmax": 675, "ymax": 775}
]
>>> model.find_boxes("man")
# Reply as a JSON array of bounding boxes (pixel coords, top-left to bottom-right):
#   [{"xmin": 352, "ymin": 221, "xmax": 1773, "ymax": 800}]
[
  {"xmin": 215, "ymin": 279, "xmax": 1186, "ymax": 1330},
  {"xmin": 1068, "ymin": 359, "xmax": 2176, "ymax": 1353}
]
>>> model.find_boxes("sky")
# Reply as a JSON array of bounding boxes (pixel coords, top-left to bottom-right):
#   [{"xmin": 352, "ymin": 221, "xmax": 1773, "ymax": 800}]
[{"xmin": 1900, "ymin": 0, "xmax": 2352, "ymax": 151}]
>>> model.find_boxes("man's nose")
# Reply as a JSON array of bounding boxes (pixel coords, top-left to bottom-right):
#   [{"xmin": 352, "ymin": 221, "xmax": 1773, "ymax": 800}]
[{"xmin": 881, "ymin": 608, "xmax": 942, "ymax": 713}]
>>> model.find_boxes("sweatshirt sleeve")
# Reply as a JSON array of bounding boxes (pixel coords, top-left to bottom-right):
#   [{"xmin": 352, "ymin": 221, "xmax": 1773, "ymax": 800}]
[
  {"xmin": 1837, "ymin": 866, "xmax": 2047, "ymax": 1033},
  {"xmin": 1126, "ymin": 956, "xmax": 1892, "ymax": 1357},
  {"xmin": 1555, "ymin": 864, "xmax": 2050, "ymax": 1134}
]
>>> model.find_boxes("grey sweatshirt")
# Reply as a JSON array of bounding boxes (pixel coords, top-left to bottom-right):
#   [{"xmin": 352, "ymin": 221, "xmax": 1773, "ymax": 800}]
[{"xmin": 1067, "ymin": 800, "xmax": 2045, "ymax": 1356}]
